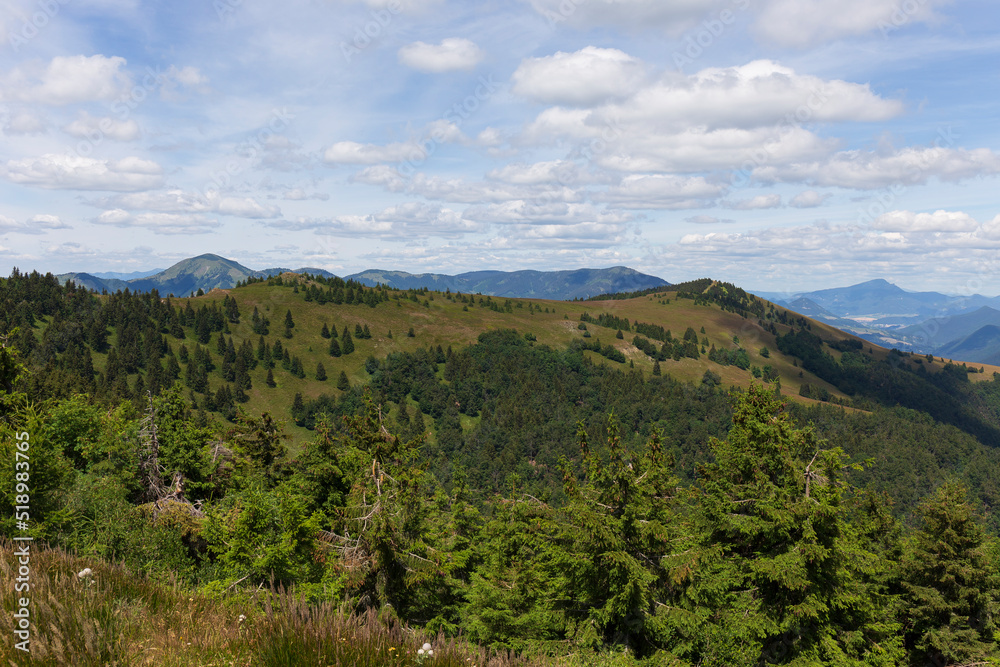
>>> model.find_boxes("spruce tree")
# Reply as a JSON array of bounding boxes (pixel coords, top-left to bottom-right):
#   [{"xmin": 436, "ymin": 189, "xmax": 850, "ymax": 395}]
[
  {"xmin": 329, "ymin": 337, "xmax": 341, "ymax": 357},
  {"xmin": 342, "ymin": 328, "xmax": 355, "ymax": 355},
  {"xmin": 321, "ymin": 323, "xmax": 331, "ymax": 339},
  {"xmin": 316, "ymin": 362, "xmax": 327, "ymax": 381},
  {"xmin": 265, "ymin": 368, "xmax": 276, "ymax": 388},
  {"xmin": 337, "ymin": 370, "xmax": 350, "ymax": 391},
  {"xmin": 899, "ymin": 481, "xmax": 998, "ymax": 666}
]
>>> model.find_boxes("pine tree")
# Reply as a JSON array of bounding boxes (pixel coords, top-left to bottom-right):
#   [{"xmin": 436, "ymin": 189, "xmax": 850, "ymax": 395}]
[
  {"xmin": 328, "ymin": 337, "xmax": 341, "ymax": 357},
  {"xmin": 342, "ymin": 328, "xmax": 354, "ymax": 355},
  {"xmin": 899, "ymin": 481, "xmax": 998, "ymax": 666},
  {"xmin": 265, "ymin": 368, "xmax": 276, "ymax": 388},
  {"xmin": 337, "ymin": 370, "xmax": 350, "ymax": 391},
  {"xmin": 316, "ymin": 362, "xmax": 327, "ymax": 381},
  {"xmin": 321, "ymin": 323, "xmax": 331, "ymax": 339},
  {"xmin": 285, "ymin": 309, "xmax": 295, "ymax": 329},
  {"xmin": 652, "ymin": 360, "xmax": 661, "ymax": 376}
]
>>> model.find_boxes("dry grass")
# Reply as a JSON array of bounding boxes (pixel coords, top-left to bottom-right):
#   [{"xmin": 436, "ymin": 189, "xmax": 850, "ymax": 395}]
[{"xmin": 0, "ymin": 539, "xmax": 561, "ymax": 666}]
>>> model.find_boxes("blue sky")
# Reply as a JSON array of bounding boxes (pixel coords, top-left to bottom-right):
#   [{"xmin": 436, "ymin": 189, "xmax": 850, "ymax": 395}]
[{"xmin": 1, "ymin": 0, "xmax": 999, "ymax": 292}]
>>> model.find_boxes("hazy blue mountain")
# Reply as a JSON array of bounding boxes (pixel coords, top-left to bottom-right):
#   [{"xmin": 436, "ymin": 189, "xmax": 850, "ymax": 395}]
[
  {"xmin": 90, "ymin": 268, "xmax": 164, "ymax": 280},
  {"xmin": 759, "ymin": 279, "xmax": 1000, "ymax": 324},
  {"xmin": 348, "ymin": 266, "xmax": 669, "ymax": 300},
  {"xmin": 785, "ymin": 297, "xmax": 860, "ymax": 328},
  {"xmin": 53, "ymin": 257, "xmax": 666, "ymax": 301},
  {"xmin": 936, "ymin": 325, "xmax": 1000, "ymax": 365},
  {"xmin": 898, "ymin": 306, "xmax": 1000, "ymax": 350},
  {"xmin": 57, "ymin": 273, "xmax": 129, "ymax": 293}
]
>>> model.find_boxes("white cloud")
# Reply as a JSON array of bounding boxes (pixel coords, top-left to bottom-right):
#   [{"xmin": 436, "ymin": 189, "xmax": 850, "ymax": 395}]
[
  {"xmin": 462, "ymin": 201, "xmax": 632, "ymax": 226},
  {"xmin": 598, "ymin": 174, "xmax": 725, "ymax": 209},
  {"xmin": 685, "ymin": 215, "xmax": 735, "ymax": 224},
  {"xmin": 754, "ymin": 0, "xmax": 953, "ymax": 48},
  {"xmin": 94, "ymin": 189, "xmax": 281, "ymax": 219},
  {"xmin": 277, "ymin": 203, "xmax": 483, "ymax": 240},
  {"xmin": 872, "ymin": 209, "xmax": 979, "ymax": 233},
  {"xmin": 511, "ymin": 47, "xmax": 646, "ymax": 106},
  {"xmin": 398, "ymin": 38, "xmax": 484, "ymax": 73},
  {"xmin": 324, "ymin": 140, "xmax": 424, "ymax": 165},
  {"xmin": 2, "ymin": 154, "xmax": 164, "ymax": 191},
  {"xmin": 727, "ymin": 193, "xmax": 782, "ymax": 209},
  {"xmin": 0, "ymin": 213, "xmax": 69, "ymax": 234},
  {"xmin": 789, "ymin": 190, "xmax": 830, "ymax": 208},
  {"xmin": 93, "ymin": 209, "xmax": 220, "ymax": 235},
  {"xmin": 283, "ymin": 188, "xmax": 329, "ymax": 201},
  {"xmin": 754, "ymin": 146, "xmax": 1000, "ymax": 189},
  {"xmin": 0, "ymin": 55, "xmax": 131, "ymax": 105},
  {"xmin": 63, "ymin": 112, "xmax": 141, "ymax": 142},
  {"xmin": 4, "ymin": 111, "xmax": 47, "ymax": 135}
]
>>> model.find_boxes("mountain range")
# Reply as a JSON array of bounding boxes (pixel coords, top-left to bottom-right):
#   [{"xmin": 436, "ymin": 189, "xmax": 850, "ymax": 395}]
[
  {"xmin": 57, "ymin": 254, "xmax": 670, "ymax": 302},
  {"xmin": 761, "ymin": 279, "xmax": 1000, "ymax": 365}
]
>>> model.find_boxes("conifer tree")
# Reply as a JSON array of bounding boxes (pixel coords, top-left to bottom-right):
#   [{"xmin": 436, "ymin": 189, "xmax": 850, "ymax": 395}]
[
  {"xmin": 328, "ymin": 337, "xmax": 341, "ymax": 357},
  {"xmin": 899, "ymin": 481, "xmax": 998, "ymax": 666},
  {"xmin": 321, "ymin": 323, "xmax": 331, "ymax": 339},
  {"xmin": 337, "ymin": 370, "xmax": 350, "ymax": 391},
  {"xmin": 316, "ymin": 362, "xmax": 327, "ymax": 382},
  {"xmin": 342, "ymin": 328, "xmax": 355, "ymax": 355}
]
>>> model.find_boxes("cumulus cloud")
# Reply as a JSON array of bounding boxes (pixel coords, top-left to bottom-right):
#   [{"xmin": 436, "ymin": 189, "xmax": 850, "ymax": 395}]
[
  {"xmin": 511, "ymin": 47, "xmax": 647, "ymax": 106},
  {"xmin": 2, "ymin": 154, "xmax": 164, "ymax": 191},
  {"xmin": 283, "ymin": 188, "xmax": 330, "ymax": 201},
  {"xmin": 754, "ymin": 146, "xmax": 1000, "ymax": 189},
  {"xmin": 727, "ymin": 193, "xmax": 782, "ymax": 209},
  {"xmin": 94, "ymin": 189, "xmax": 281, "ymax": 219},
  {"xmin": 398, "ymin": 38, "xmax": 484, "ymax": 72},
  {"xmin": 63, "ymin": 112, "xmax": 141, "ymax": 142},
  {"xmin": 93, "ymin": 209, "xmax": 220, "ymax": 235},
  {"xmin": 275, "ymin": 203, "xmax": 483, "ymax": 240},
  {"xmin": 685, "ymin": 214, "xmax": 735, "ymax": 224},
  {"xmin": 324, "ymin": 140, "xmax": 424, "ymax": 165},
  {"xmin": 0, "ymin": 55, "xmax": 131, "ymax": 105},
  {"xmin": 599, "ymin": 174, "xmax": 726, "ymax": 209},
  {"xmin": 789, "ymin": 190, "xmax": 831, "ymax": 207},
  {"xmin": 3, "ymin": 111, "xmax": 47, "ymax": 135},
  {"xmin": 872, "ymin": 209, "xmax": 979, "ymax": 233},
  {"xmin": 0, "ymin": 213, "xmax": 70, "ymax": 234}
]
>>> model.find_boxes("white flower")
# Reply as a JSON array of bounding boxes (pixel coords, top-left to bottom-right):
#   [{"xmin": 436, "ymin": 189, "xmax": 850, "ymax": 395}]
[
  {"xmin": 422, "ymin": 643, "xmax": 432, "ymax": 651},
  {"xmin": 428, "ymin": 649, "xmax": 434, "ymax": 656},
  {"xmin": 238, "ymin": 614, "xmax": 246, "ymax": 623},
  {"xmin": 77, "ymin": 568, "xmax": 92, "ymax": 578},
  {"xmin": 418, "ymin": 649, "xmax": 425, "ymax": 655}
]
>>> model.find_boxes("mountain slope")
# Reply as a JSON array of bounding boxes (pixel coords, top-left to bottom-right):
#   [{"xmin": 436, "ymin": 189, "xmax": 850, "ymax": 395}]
[
  {"xmin": 348, "ymin": 266, "xmax": 669, "ymax": 300},
  {"xmin": 936, "ymin": 325, "xmax": 1000, "ymax": 365}
]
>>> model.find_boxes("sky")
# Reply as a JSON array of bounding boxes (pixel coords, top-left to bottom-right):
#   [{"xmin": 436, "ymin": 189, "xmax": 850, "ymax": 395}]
[{"xmin": 1, "ymin": 0, "xmax": 999, "ymax": 293}]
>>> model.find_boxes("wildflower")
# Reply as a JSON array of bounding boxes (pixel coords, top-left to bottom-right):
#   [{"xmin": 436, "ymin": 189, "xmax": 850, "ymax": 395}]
[
  {"xmin": 77, "ymin": 568, "xmax": 93, "ymax": 578},
  {"xmin": 422, "ymin": 643, "xmax": 431, "ymax": 651},
  {"xmin": 238, "ymin": 614, "xmax": 246, "ymax": 623}
]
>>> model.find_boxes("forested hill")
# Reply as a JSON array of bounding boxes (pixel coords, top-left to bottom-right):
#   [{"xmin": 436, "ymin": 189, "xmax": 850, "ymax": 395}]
[{"xmin": 4, "ymin": 268, "xmax": 1000, "ymax": 664}]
